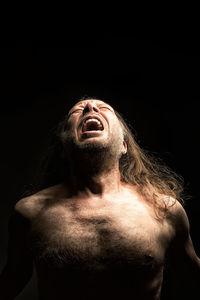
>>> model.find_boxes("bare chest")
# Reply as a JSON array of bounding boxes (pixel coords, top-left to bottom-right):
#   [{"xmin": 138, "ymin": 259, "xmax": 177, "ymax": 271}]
[{"xmin": 29, "ymin": 200, "xmax": 170, "ymax": 273}]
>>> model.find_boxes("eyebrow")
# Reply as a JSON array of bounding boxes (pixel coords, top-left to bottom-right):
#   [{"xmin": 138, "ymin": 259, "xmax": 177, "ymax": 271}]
[
  {"xmin": 67, "ymin": 104, "xmax": 83, "ymax": 115},
  {"xmin": 67, "ymin": 102, "xmax": 114, "ymax": 115}
]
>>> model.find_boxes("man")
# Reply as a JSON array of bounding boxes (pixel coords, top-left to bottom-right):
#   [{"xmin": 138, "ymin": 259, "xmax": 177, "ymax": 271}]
[{"xmin": 0, "ymin": 98, "xmax": 199, "ymax": 299}]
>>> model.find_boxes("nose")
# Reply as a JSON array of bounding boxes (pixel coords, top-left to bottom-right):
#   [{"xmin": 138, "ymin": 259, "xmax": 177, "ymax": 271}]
[{"xmin": 82, "ymin": 103, "xmax": 99, "ymax": 115}]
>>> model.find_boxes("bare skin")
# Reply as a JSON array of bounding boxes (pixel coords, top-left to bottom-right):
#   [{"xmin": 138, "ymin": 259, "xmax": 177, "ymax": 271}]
[
  {"xmin": 0, "ymin": 99, "xmax": 199, "ymax": 300},
  {"xmin": 18, "ymin": 184, "xmax": 171, "ymax": 300}
]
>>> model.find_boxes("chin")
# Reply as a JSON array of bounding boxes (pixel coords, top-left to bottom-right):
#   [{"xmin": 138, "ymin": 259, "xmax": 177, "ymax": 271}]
[{"xmin": 77, "ymin": 139, "xmax": 109, "ymax": 151}]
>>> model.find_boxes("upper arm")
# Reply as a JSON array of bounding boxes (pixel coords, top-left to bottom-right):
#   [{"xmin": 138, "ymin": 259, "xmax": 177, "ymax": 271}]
[
  {"xmin": 167, "ymin": 201, "xmax": 200, "ymax": 296},
  {"xmin": 0, "ymin": 207, "xmax": 33, "ymax": 298}
]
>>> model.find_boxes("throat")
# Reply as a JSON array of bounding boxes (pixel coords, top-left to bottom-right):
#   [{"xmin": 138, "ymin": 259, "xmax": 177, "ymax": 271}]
[{"xmin": 69, "ymin": 167, "xmax": 122, "ymax": 198}]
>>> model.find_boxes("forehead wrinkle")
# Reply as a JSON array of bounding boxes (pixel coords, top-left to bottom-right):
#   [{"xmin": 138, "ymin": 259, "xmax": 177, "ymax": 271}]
[
  {"xmin": 68, "ymin": 99, "xmax": 114, "ymax": 114},
  {"xmin": 77, "ymin": 99, "xmax": 106, "ymax": 106}
]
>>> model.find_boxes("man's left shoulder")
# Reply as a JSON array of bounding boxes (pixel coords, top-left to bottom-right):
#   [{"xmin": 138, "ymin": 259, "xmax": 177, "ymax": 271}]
[{"xmin": 165, "ymin": 198, "xmax": 190, "ymax": 240}]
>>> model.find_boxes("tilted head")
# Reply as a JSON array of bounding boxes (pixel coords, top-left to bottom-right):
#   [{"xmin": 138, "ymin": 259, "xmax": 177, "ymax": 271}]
[
  {"xmin": 60, "ymin": 99, "xmax": 127, "ymax": 161},
  {"xmin": 31, "ymin": 97, "xmax": 184, "ymax": 219}
]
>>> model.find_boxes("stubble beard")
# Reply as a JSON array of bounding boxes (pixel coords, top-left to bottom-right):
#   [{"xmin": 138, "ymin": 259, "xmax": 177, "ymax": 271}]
[{"xmin": 61, "ymin": 130, "xmax": 123, "ymax": 175}]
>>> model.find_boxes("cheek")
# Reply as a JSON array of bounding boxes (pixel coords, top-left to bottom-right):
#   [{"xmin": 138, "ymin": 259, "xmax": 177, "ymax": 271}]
[
  {"xmin": 112, "ymin": 119, "xmax": 123, "ymax": 135},
  {"xmin": 61, "ymin": 120, "xmax": 78, "ymax": 141},
  {"xmin": 65, "ymin": 118, "xmax": 78, "ymax": 132},
  {"xmin": 110, "ymin": 122, "xmax": 124, "ymax": 143}
]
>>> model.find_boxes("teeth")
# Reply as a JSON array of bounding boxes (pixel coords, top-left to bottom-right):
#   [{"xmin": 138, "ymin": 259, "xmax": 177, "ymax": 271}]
[
  {"xmin": 85, "ymin": 118, "xmax": 102, "ymax": 126},
  {"xmin": 82, "ymin": 117, "xmax": 104, "ymax": 131}
]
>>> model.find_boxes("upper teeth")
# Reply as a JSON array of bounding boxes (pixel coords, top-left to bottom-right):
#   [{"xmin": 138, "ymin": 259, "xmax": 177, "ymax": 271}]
[{"xmin": 84, "ymin": 118, "xmax": 102, "ymax": 127}]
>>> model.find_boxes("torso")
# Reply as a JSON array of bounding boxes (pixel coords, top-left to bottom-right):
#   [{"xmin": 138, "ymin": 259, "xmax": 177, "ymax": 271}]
[{"xmin": 16, "ymin": 184, "xmax": 175, "ymax": 300}]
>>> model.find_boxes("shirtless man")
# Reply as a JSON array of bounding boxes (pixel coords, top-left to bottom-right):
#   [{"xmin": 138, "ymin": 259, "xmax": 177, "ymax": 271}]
[{"xmin": 0, "ymin": 98, "xmax": 199, "ymax": 299}]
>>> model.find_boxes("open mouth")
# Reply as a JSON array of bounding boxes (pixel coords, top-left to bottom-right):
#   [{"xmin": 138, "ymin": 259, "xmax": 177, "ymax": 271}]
[{"xmin": 82, "ymin": 117, "xmax": 104, "ymax": 133}]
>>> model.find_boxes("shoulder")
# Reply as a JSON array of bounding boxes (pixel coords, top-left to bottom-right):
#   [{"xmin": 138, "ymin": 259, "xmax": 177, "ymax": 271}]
[
  {"xmin": 14, "ymin": 185, "xmax": 59, "ymax": 219},
  {"xmin": 165, "ymin": 198, "xmax": 200, "ymax": 280},
  {"xmin": 14, "ymin": 184, "xmax": 68, "ymax": 219},
  {"xmin": 166, "ymin": 198, "xmax": 190, "ymax": 241},
  {"xmin": 14, "ymin": 194, "xmax": 42, "ymax": 220}
]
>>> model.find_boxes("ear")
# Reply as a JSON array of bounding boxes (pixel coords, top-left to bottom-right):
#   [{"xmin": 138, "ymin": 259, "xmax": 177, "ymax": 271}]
[{"xmin": 122, "ymin": 140, "xmax": 127, "ymax": 155}]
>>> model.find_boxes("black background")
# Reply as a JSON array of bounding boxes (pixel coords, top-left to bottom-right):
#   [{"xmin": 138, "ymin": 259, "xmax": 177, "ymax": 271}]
[{"xmin": 0, "ymin": 30, "xmax": 200, "ymax": 299}]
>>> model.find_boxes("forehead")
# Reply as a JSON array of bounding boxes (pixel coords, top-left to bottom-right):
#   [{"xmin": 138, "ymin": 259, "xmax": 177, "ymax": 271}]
[{"xmin": 69, "ymin": 99, "xmax": 114, "ymax": 110}]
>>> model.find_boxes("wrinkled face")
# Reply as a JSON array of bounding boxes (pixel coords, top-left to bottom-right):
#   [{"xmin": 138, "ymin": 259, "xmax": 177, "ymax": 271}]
[{"xmin": 61, "ymin": 99, "xmax": 127, "ymax": 157}]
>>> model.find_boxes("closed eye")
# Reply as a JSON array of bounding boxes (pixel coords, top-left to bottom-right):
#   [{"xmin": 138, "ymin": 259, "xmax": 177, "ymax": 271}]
[
  {"xmin": 68, "ymin": 108, "xmax": 83, "ymax": 116},
  {"xmin": 99, "ymin": 106, "xmax": 112, "ymax": 111},
  {"xmin": 72, "ymin": 109, "xmax": 83, "ymax": 113}
]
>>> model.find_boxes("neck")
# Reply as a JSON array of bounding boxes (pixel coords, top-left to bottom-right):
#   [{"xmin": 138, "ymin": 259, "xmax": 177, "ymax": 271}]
[{"xmin": 67, "ymin": 153, "xmax": 123, "ymax": 198}]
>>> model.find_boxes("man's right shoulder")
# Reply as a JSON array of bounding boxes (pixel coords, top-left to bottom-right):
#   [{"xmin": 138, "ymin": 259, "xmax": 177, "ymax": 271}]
[
  {"xmin": 14, "ymin": 193, "xmax": 42, "ymax": 220},
  {"xmin": 14, "ymin": 185, "xmax": 56, "ymax": 218},
  {"xmin": 14, "ymin": 184, "xmax": 68, "ymax": 219}
]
